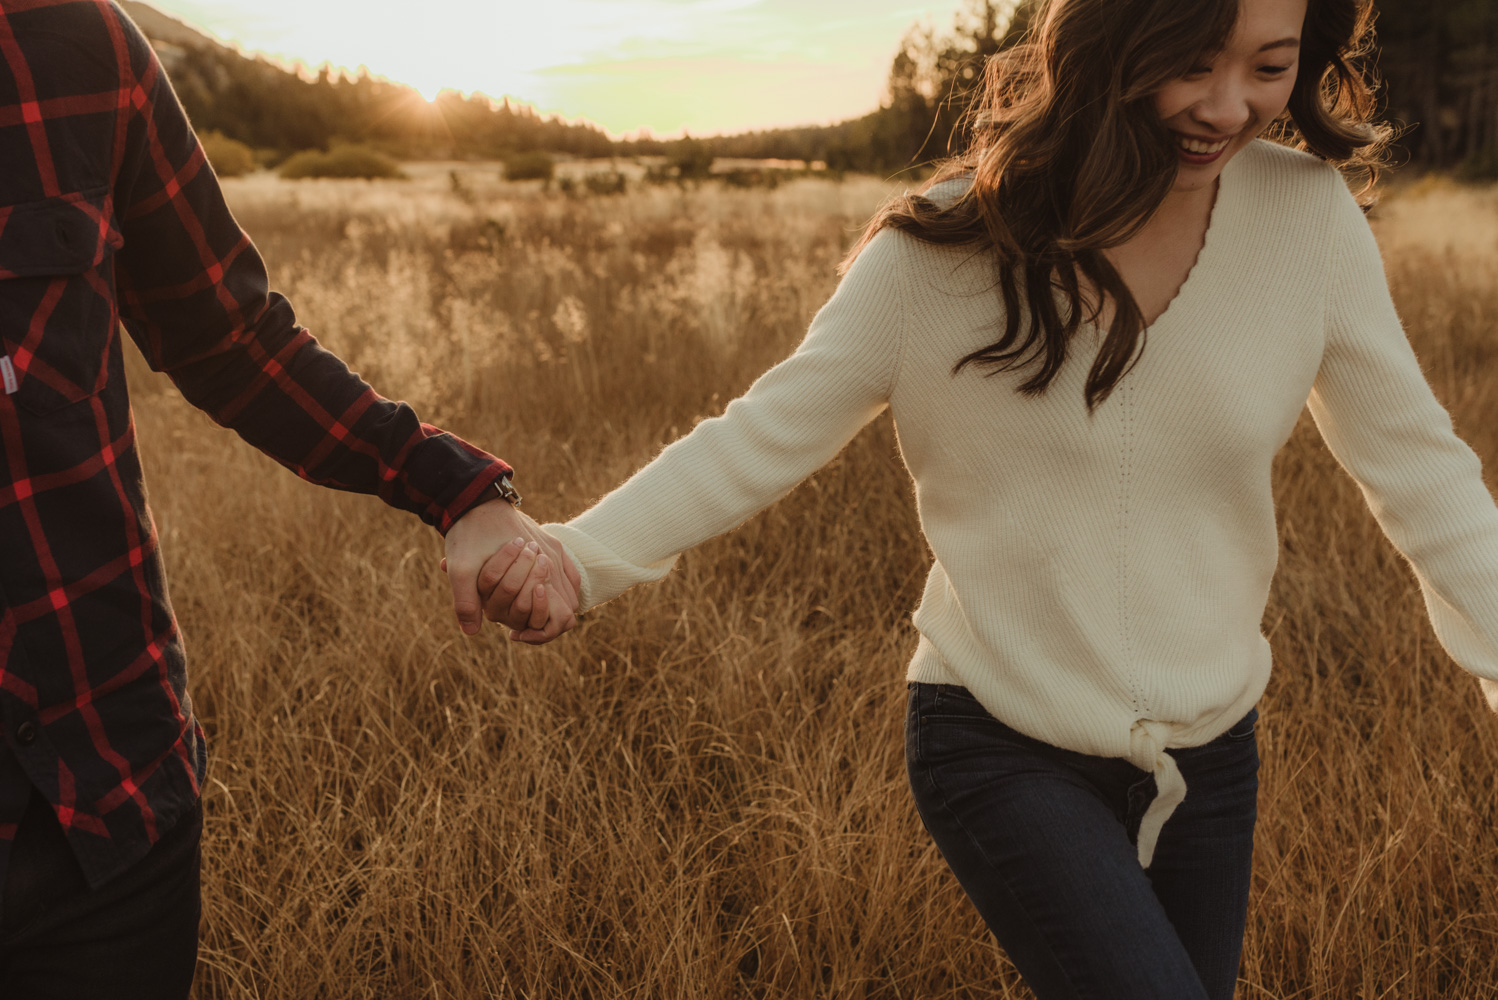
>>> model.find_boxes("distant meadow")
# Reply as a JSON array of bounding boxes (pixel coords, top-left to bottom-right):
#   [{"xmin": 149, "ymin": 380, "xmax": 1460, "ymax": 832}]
[{"xmin": 114, "ymin": 166, "xmax": 1498, "ymax": 998}]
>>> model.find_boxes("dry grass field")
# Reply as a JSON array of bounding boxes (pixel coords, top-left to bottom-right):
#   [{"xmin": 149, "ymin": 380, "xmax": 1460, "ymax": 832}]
[{"xmin": 124, "ymin": 167, "xmax": 1498, "ymax": 999}]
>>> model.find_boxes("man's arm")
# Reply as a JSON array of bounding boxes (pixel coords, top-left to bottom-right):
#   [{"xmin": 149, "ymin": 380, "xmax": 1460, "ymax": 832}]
[{"xmin": 105, "ymin": 3, "xmax": 577, "ymax": 635}]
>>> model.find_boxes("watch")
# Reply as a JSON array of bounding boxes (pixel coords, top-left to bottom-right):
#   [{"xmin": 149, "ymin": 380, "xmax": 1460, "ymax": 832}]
[{"xmin": 493, "ymin": 475, "xmax": 522, "ymax": 507}]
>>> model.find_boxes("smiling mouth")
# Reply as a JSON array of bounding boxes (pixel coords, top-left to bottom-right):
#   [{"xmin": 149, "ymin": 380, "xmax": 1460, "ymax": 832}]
[{"xmin": 1174, "ymin": 133, "xmax": 1232, "ymax": 155}]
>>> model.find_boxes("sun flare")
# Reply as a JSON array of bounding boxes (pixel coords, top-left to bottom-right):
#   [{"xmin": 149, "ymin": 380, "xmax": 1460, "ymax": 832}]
[{"xmin": 409, "ymin": 78, "xmax": 445, "ymax": 103}]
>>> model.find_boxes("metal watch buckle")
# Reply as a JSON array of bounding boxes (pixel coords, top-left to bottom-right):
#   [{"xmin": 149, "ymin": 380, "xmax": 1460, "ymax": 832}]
[{"xmin": 494, "ymin": 476, "xmax": 522, "ymax": 506}]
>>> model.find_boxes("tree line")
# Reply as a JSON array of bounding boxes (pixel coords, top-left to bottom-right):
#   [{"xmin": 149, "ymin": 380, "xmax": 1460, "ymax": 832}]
[
  {"xmin": 161, "ymin": 46, "xmax": 619, "ymax": 161},
  {"xmin": 710, "ymin": 0, "xmax": 1498, "ymax": 179},
  {"xmin": 141, "ymin": 0, "xmax": 1497, "ymax": 178}
]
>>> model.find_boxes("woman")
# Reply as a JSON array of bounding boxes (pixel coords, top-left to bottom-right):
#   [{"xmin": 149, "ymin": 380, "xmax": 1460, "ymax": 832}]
[{"xmin": 480, "ymin": 0, "xmax": 1498, "ymax": 995}]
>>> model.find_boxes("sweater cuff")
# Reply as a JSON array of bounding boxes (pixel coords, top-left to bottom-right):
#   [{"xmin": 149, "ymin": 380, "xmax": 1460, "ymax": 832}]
[
  {"xmin": 1480, "ymin": 677, "xmax": 1498, "ymax": 714},
  {"xmin": 542, "ymin": 522, "xmax": 676, "ymax": 613}
]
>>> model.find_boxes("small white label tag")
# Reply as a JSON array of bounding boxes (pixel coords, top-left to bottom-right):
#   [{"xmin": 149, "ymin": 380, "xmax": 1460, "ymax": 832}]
[{"xmin": 0, "ymin": 356, "xmax": 16, "ymax": 395}]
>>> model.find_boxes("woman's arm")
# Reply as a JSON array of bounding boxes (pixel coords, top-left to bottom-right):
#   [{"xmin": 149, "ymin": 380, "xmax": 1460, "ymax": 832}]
[
  {"xmin": 1308, "ymin": 176, "xmax": 1498, "ymax": 708},
  {"xmin": 542, "ymin": 227, "xmax": 911, "ymax": 612}
]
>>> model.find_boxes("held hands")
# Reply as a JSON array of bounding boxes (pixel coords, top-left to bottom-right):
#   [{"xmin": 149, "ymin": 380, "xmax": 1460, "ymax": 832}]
[
  {"xmin": 475, "ymin": 528, "xmax": 580, "ymax": 644},
  {"xmin": 443, "ymin": 499, "xmax": 581, "ymax": 643}
]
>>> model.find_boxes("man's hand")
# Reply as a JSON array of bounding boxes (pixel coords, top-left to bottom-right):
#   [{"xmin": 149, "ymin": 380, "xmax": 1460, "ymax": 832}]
[{"xmin": 443, "ymin": 500, "xmax": 580, "ymax": 641}]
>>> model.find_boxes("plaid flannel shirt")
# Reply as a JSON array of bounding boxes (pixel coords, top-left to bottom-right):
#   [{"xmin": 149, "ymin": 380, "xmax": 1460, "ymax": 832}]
[{"xmin": 0, "ymin": 0, "xmax": 511, "ymax": 890}]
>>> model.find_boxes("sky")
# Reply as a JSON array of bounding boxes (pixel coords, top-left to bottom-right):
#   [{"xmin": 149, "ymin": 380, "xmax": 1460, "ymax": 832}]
[{"xmin": 144, "ymin": 0, "xmax": 969, "ymax": 138}]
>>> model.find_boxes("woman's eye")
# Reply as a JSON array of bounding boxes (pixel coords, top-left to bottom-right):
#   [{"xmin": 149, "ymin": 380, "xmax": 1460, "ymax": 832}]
[
  {"xmin": 1258, "ymin": 64, "xmax": 1291, "ymax": 75},
  {"xmin": 1185, "ymin": 65, "xmax": 1213, "ymax": 77}
]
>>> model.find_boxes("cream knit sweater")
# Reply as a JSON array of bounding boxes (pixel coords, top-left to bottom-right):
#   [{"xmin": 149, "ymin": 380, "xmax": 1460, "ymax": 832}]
[{"xmin": 547, "ymin": 140, "xmax": 1498, "ymax": 867}]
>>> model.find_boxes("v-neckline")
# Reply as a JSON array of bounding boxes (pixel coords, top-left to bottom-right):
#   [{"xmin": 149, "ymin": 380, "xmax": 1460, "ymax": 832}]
[
  {"xmin": 1083, "ymin": 150, "xmax": 1239, "ymax": 337},
  {"xmin": 1139, "ymin": 171, "xmax": 1229, "ymax": 333}
]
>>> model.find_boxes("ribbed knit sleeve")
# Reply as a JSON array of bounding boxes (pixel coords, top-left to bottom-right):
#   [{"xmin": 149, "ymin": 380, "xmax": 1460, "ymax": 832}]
[
  {"xmin": 1308, "ymin": 177, "xmax": 1498, "ymax": 706},
  {"xmin": 546, "ymin": 228, "xmax": 908, "ymax": 611}
]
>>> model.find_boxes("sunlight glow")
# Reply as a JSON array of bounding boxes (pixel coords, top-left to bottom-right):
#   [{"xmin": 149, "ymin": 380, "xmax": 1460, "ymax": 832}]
[{"xmin": 143, "ymin": 0, "xmax": 961, "ymax": 137}]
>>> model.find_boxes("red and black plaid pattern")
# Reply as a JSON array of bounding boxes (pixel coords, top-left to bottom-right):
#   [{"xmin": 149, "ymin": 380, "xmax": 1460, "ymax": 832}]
[{"xmin": 0, "ymin": 0, "xmax": 510, "ymax": 890}]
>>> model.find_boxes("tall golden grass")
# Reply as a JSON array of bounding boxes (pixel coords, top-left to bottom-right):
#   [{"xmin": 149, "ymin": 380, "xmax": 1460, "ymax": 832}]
[{"xmin": 127, "ymin": 169, "xmax": 1498, "ymax": 999}]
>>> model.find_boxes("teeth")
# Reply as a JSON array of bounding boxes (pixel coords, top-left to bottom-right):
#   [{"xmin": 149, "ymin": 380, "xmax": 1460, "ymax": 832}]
[{"xmin": 1176, "ymin": 134, "xmax": 1230, "ymax": 155}]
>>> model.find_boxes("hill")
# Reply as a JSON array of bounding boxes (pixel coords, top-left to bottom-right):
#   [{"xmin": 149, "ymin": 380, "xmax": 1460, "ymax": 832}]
[
  {"xmin": 117, "ymin": 1, "xmax": 616, "ymax": 161},
  {"xmin": 119, "ymin": 0, "xmax": 211, "ymax": 49}
]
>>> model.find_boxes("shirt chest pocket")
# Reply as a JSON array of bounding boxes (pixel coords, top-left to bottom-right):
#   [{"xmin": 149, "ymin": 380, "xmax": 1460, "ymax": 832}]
[{"xmin": 0, "ymin": 189, "xmax": 123, "ymax": 416}]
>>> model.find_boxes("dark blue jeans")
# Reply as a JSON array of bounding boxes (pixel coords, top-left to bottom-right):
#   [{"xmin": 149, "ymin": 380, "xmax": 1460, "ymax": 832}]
[{"xmin": 906, "ymin": 683, "xmax": 1258, "ymax": 1000}]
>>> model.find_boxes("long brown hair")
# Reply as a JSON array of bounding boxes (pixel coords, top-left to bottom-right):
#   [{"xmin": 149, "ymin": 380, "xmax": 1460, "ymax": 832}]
[{"xmin": 845, "ymin": 0, "xmax": 1388, "ymax": 411}]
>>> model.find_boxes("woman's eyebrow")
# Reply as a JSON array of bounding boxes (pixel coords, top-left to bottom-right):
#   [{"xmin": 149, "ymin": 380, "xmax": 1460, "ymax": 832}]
[{"xmin": 1257, "ymin": 37, "xmax": 1300, "ymax": 53}]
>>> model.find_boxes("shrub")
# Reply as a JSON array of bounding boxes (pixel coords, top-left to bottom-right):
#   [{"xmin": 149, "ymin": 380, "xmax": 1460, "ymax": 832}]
[
  {"xmin": 668, "ymin": 137, "xmax": 714, "ymax": 180},
  {"xmin": 255, "ymin": 147, "xmax": 291, "ymax": 170},
  {"xmin": 200, "ymin": 130, "xmax": 255, "ymax": 178},
  {"xmin": 557, "ymin": 171, "xmax": 629, "ymax": 199},
  {"xmin": 503, "ymin": 151, "xmax": 555, "ymax": 182},
  {"xmin": 1456, "ymin": 148, "xmax": 1498, "ymax": 183},
  {"xmin": 721, "ymin": 168, "xmax": 782, "ymax": 190},
  {"xmin": 584, "ymin": 171, "xmax": 627, "ymax": 196},
  {"xmin": 279, "ymin": 146, "xmax": 404, "ymax": 180}
]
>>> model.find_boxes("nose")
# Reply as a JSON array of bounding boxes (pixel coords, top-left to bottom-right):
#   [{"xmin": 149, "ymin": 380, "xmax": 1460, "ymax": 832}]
[{"xmin": 1188, "ymin": 74, "xmax": 1252, "ymax": 136}]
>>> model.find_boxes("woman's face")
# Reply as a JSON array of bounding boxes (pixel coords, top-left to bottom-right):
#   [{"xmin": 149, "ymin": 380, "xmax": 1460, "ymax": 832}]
[{"xmin": 1152, "ymin": 0, "xmax": 1309, "ymax": 193}]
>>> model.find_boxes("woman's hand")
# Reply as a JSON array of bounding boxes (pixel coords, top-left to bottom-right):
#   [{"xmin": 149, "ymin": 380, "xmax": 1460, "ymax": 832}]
[
  {"xmin": 473, "ymin": 528, "xmax": 581, "ymax": 644},
  {"xmin": 442, "ymin": 501, "xmax": 581, "ymax": 642}
]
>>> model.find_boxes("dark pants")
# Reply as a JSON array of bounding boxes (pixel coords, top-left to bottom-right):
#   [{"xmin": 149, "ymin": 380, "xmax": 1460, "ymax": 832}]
[
  {"xmin": 906, "ymin": 683, "xmax": 1259, "ymax": 1000},
  {"xmin": 0, "ymin": 788, "xmax": 201, "ymax": 1000}
]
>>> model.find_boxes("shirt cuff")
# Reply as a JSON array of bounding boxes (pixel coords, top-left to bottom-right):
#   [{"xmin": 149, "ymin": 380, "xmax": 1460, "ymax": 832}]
[{"xmin": 434, "ymin": 458, "xmax": 514, "ymax": 535}]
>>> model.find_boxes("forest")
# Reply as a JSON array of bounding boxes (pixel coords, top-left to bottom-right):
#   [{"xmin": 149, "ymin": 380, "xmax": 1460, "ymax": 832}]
[{"xmin": 129, "ymin": 0, "xmax": 1498, "ymax": 177}]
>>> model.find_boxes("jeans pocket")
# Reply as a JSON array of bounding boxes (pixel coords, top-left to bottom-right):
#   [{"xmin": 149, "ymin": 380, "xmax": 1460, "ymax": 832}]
[
  {"xmin": 911, "ymin": 683, "xmax": 987, "ymax": 765},
  {"xmin": 1223, "ymin": 707, "xmax": 1258, "ymax": 742},
  {"xmin": 915, "ymin": 705, "xmax": 1038, "ymax": 767}
]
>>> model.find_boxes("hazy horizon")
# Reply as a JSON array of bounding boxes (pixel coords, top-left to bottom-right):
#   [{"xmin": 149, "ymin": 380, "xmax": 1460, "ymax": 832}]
[{"xmin": 141, "ymin": 0, "xmax": 969, "ymax": 139}]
